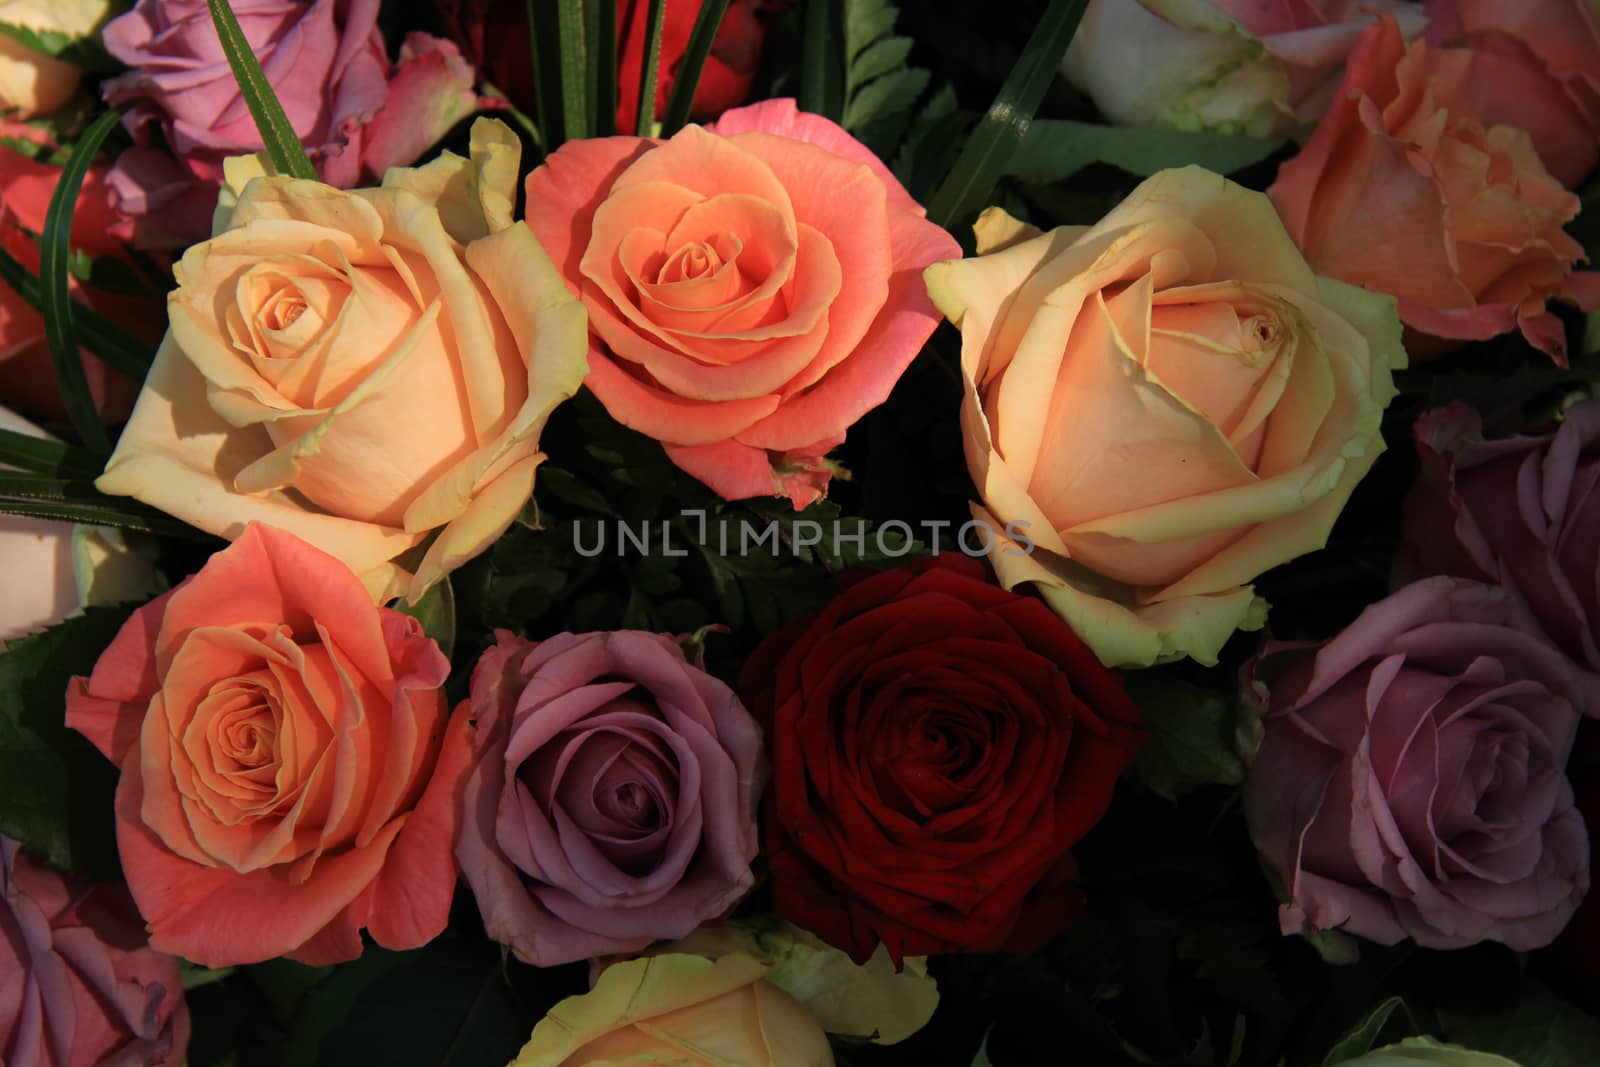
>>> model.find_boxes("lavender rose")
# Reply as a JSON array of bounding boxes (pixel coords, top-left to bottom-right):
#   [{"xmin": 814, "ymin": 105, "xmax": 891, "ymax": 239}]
[
  {"xmin": 2, "ymin": 836, "xmax": 190, "ymax": 1066},
  {"xmin": 1399, "ymin": 400, "xmax": 1600, "ymax": 702},
  {"xmin": 1244, "ymin": 577, "xmax": 1590, "ymax": 951},
  {"xmin": 100, "ymin": 0, "xmax": 486, "ymax": 247},
  {"xmin": 458, "ymin": 630, "xmax": 765, "ymax": 966}
]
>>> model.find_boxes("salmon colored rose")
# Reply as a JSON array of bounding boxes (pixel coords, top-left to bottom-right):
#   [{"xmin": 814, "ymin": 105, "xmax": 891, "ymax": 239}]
[
  {"xmin": 65, "ymin": 523, "xmax": 473, "ymax": 967},
  {"xmin": 94, "ymin": 119, "xmax": 589, "ymax": 603},
  {"xmin": 1268, "ymin": 15, "xmax": 1600, "ymax": 364},
  {"xmin": 1423, "ymin": 0, "xmax": 1600, "ymax": 187},
  {"xmin": 525, "ymin": 98, "xmax": 960, "ymax": 507},
  {"xmin": 925, "ymin": 168, "xmax": 1405, "ymax": 668},
  {"xmin": 511, "ymin": 953, "xmax": 833, "ymax": 1067},
  {"xmin": 0, "ymin": 0, "xmax": 113, "ymax": 117}
]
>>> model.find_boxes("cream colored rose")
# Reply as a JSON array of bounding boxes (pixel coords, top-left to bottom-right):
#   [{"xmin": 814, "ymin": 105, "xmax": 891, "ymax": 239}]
[
  {"xmin": 97, "ymin": 118, "xmax": 589, "ymax": 602},
  {"xmin": 925, "ymin": 167, "xmax": 1405, "ymax": 668},
  {"xmin": 0, "ymin": 0, "xmax": 112, "ymax": 117}
]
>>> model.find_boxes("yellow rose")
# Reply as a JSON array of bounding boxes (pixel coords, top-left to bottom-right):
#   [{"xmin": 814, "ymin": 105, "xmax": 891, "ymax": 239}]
[
  {"xmin": 513, "ymin": 953, "xmax": 834, "ymax": 1067},
  {"xmin": 924, "ymin": 167, "xmax": 1404, "ymax": 668},
  {"xmin": 0, "ymin": 0, "xmax": 112, "ymax": 117},
  {"xmin": 97, "ymin": 118, "xmax": 589, "ymax": 602}
]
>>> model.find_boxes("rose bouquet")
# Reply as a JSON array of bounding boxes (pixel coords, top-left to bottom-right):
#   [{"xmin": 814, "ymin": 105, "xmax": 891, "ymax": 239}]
[{"xmin": 2, "ymin": 0, "xmax": 1600, "ymax": 1065}]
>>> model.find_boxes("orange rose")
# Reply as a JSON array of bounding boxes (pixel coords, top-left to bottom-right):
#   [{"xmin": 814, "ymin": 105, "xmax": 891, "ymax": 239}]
[
  {"xmin": 525, "ymin": 99, "xmax": 960, "ymax": 507},
  {"xmin": 65, "ymin": 524, "xmax": 472, "ymax": 967},
  {"xmin": 1268, "ymin": 14, "xmax": 1600, "ymax": 364}
]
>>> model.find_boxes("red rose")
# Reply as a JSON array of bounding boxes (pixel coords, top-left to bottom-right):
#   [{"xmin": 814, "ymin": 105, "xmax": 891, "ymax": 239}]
[
  {"xmin": 739, "ymin": 555, "xmax": 1145, "ymax": 963},
  {"xmin": 438, "ymin": 0, "xmax": 765, "ymax": 134}
]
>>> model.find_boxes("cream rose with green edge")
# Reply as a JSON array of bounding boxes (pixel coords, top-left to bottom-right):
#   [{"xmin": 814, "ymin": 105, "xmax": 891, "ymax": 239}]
[
  {"xmin": 925, "ymin": 167, "xmax": 1405, "ymax": 669},
  {"xmin": 514, "ymin": 953, "xmax": 834, "ymax": 1067},
  {"xmin": 1340, "ymin": 1038, "xmax": 1524, "ymax": 1066},
  {"xmin": 96, "ymin": 118, "xmax": 589, "ymax": 603}
]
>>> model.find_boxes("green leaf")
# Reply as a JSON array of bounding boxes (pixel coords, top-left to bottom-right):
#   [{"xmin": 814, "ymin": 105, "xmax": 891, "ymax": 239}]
[
  {"xmin": 0, "ymin": 427, "xmax": 105, "ymax": 479},
  {"xmin": 392, "ymin": 577, "xmax": 456, "ymax": 661},
  {"xmin": 1323, "ymin": 997, "xmax": 1414, "ymax": 1065},
  {"xmin": 0, "ymin": 604, "xmax": 138, "ymax": 877},
  {"xmin": 557, "ymin": 0, "xmax": 589, "ymax": 142},
  {"xmin": 634, "ymin": 0, "xmax": 669, "ymax": 134},
  {"xmin": 659, "ymin": 0, "xmax": 732, "ymax": 134},
  {"xmin": 926, "ymin": 0, "xmax": 1090, "ymax": 229},
  {"xmin": 40, "ymin": 107, "xmax": 123, "ymax": 452},
  {"xmin": 800, "ymin": 0, "xmax": 843, "ymax": 120},
  {"xmin": 587, "ymin": 0, "xmax": 617, "ymax": 136},
  {"xmin": 205, "ymin": 0, "xmax": 316, "ymax": 179},
  {"xmin": 840, "ymin": 0, "xmax": 927, "ymax": 142},
  {"xmin": 843, "ymin": 67, "xmax": 929, "ymax": 132},
  {"xmin": 303, "ymin": 936, "xmax": 531, "ymax": 1067},
  {"xmin": 1441, "ymin": 980, "xmax": 1600, "ymax": 1067},
  {"xmin": 1008, "ymin": 119, "xmax": 1285, "ymax": 184},
  {"xmin": 0, "ymin": 243, "xmax": 156, "ymax": 382},
  {"xmin": 0, "ymin": 20, "xmax": 119, "ymax": 73},
  {"xmin": 1124, "ymin": 675, "xmax": 1245, "ymax": 802}
]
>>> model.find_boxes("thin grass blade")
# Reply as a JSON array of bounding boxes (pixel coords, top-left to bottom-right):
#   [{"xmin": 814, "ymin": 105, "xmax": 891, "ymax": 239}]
[
  {"xmin": 659, "ymin": 0, "xmax": 731, "ymax": 134},
  {"xmin": 205, "ymin": 0, "xmax": 316, "ymax": 179}
]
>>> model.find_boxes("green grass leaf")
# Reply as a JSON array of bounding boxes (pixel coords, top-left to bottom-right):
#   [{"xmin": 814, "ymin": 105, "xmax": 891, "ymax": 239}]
[
  {"xmin": 1008, "ymin": 119, "xmax": 1284, "ymax": 183},
  {"xmin": 205, "ymin": 0, "xmax": 316, "ymax": 179},
  {"xmin": 660, "ymin": 0, "xmax": 732, "ymax": 134},
  {"xmin": 800, "ymin": 0, "xmax": 843, "ymax": 120},
  {"xmin": 0, "ymin": 427, "xmax": 105, "ymax": 479},
  {"xmin": 0, "ymin": 496, "xmax": 216, "ymax": 541},
  {"xmin": 634, "ymin": 0, "xmax": 669, "ymax": 134},
  {"xmin": 925, "ymin": 0, "xmax": 1090, "ymax": 229},
  {"xmin": 526, "ymin": 0, "xmax": 565, "ymax": 147},
  {"xmin": 39, "ymin": 107, "xmax": 124, "ymax": 452},
  {"xmin": 557, "ymin": 0, "xmax": 590, "ymax": 142},
  {"xmin": 587, "ymin": 0, "xmax": 618, "ymax": 136}
]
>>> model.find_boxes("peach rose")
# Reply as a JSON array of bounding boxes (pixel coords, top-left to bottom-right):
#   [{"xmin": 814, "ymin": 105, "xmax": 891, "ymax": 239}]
[
  {"xmin": 924, "ymin": 168, "xmax": 1405, "ymax": 668},
  {"xmin": 65, "ymin": 523, "xmax": 472, "ymax": 967},
  {"xmin": 511, "ymin": 953, "xmax": 833, "ymax": 1067},
  {"xmin": 95, "ymin": 118, "xmax": 589, "ymax": 603},
  {"xmin": 0, "ymin": 0, "xmax": 113, "ymax": 117},
  {"xmin": 525, "ymin": 99, "xmax": 960, "ymax": 507},
  {"xmin": 1268, "ymin": 15, "xmax": 1600, "ymax": 364}
]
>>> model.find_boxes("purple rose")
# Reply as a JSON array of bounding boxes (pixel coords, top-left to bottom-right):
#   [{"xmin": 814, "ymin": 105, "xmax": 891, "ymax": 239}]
[
  {"xmin": 458, "ymin": 630, "xmax": 765, "ymax": 966},
  {"xmin": 1244, "ymin": 577, "xmax": 1590, "ymax": 951},
  {"xmin": 1399, "ymin": 400, "xmax": 1600, "ymax": 703},
  {"xmin": 100, "ymin": 1, "xmax": 489, "ymax": 248},
  {"xmin": 2, "ymin": 836, "xmax": 190, "ymax": 1067}
]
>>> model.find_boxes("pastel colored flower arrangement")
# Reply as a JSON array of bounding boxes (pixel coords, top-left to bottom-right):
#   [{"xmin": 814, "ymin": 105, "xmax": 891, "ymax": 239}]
[{"xmin": 1, "ymin": 1, "xmax": 1598, "ymax": 1064}]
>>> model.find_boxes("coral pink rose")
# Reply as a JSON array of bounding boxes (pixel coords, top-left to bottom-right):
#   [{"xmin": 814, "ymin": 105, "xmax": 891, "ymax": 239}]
[
  {"xmin": 1269, "ymin": 15, "xmax": 1600, "ymax": 364},
  {"xmin": 0, "ymin": 125, "xmax": 156, "ymax": 424},
  {"xmin": 2, "ymin": 836, "xmax": 190, "ymax": 1066},
  {"xmin": 65, "ymin": 524, "xmax": 472, "ymax": 967},
  {"xmin": 1423, "ymin": 0, "xmax": 1600, "ymax": 187},
  {"xmin": 525, "ymin": 99, "xmax": 960, "ymax": 507}
]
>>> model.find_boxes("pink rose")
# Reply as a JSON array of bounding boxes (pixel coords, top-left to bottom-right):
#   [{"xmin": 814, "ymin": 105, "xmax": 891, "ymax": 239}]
[
  {"xmin": 2, "ymin": 836, "xmax": 190, "ymax": 1066},
  {"xmin": 65, "ymin": 523, "xmax": 472, "ymax": 967},
  {"xmin": 1268, "ymin": 15, "xmax": 1600, "ymax": 364},
  {"xmin": 1423, "ymin": 0, "xmax": 1600, "ymax": 187},
  {"xmin": 525, "ymin": 99, "xmax": 960, "ymax": 507},
  {"xmin": 457, "ymin": 630, "xmax": 765, "ymax": 966},
  {"xmin": 1398, "ymin": 400, "xmax": 1600, "ymax": 699},
  {"xmin": 1244, "ymin": 577, "xmax": 1590, "ymax": 951},
  {"xmin": 101, "ymin": 0, "xmax": 488, "ymax": 248}
]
